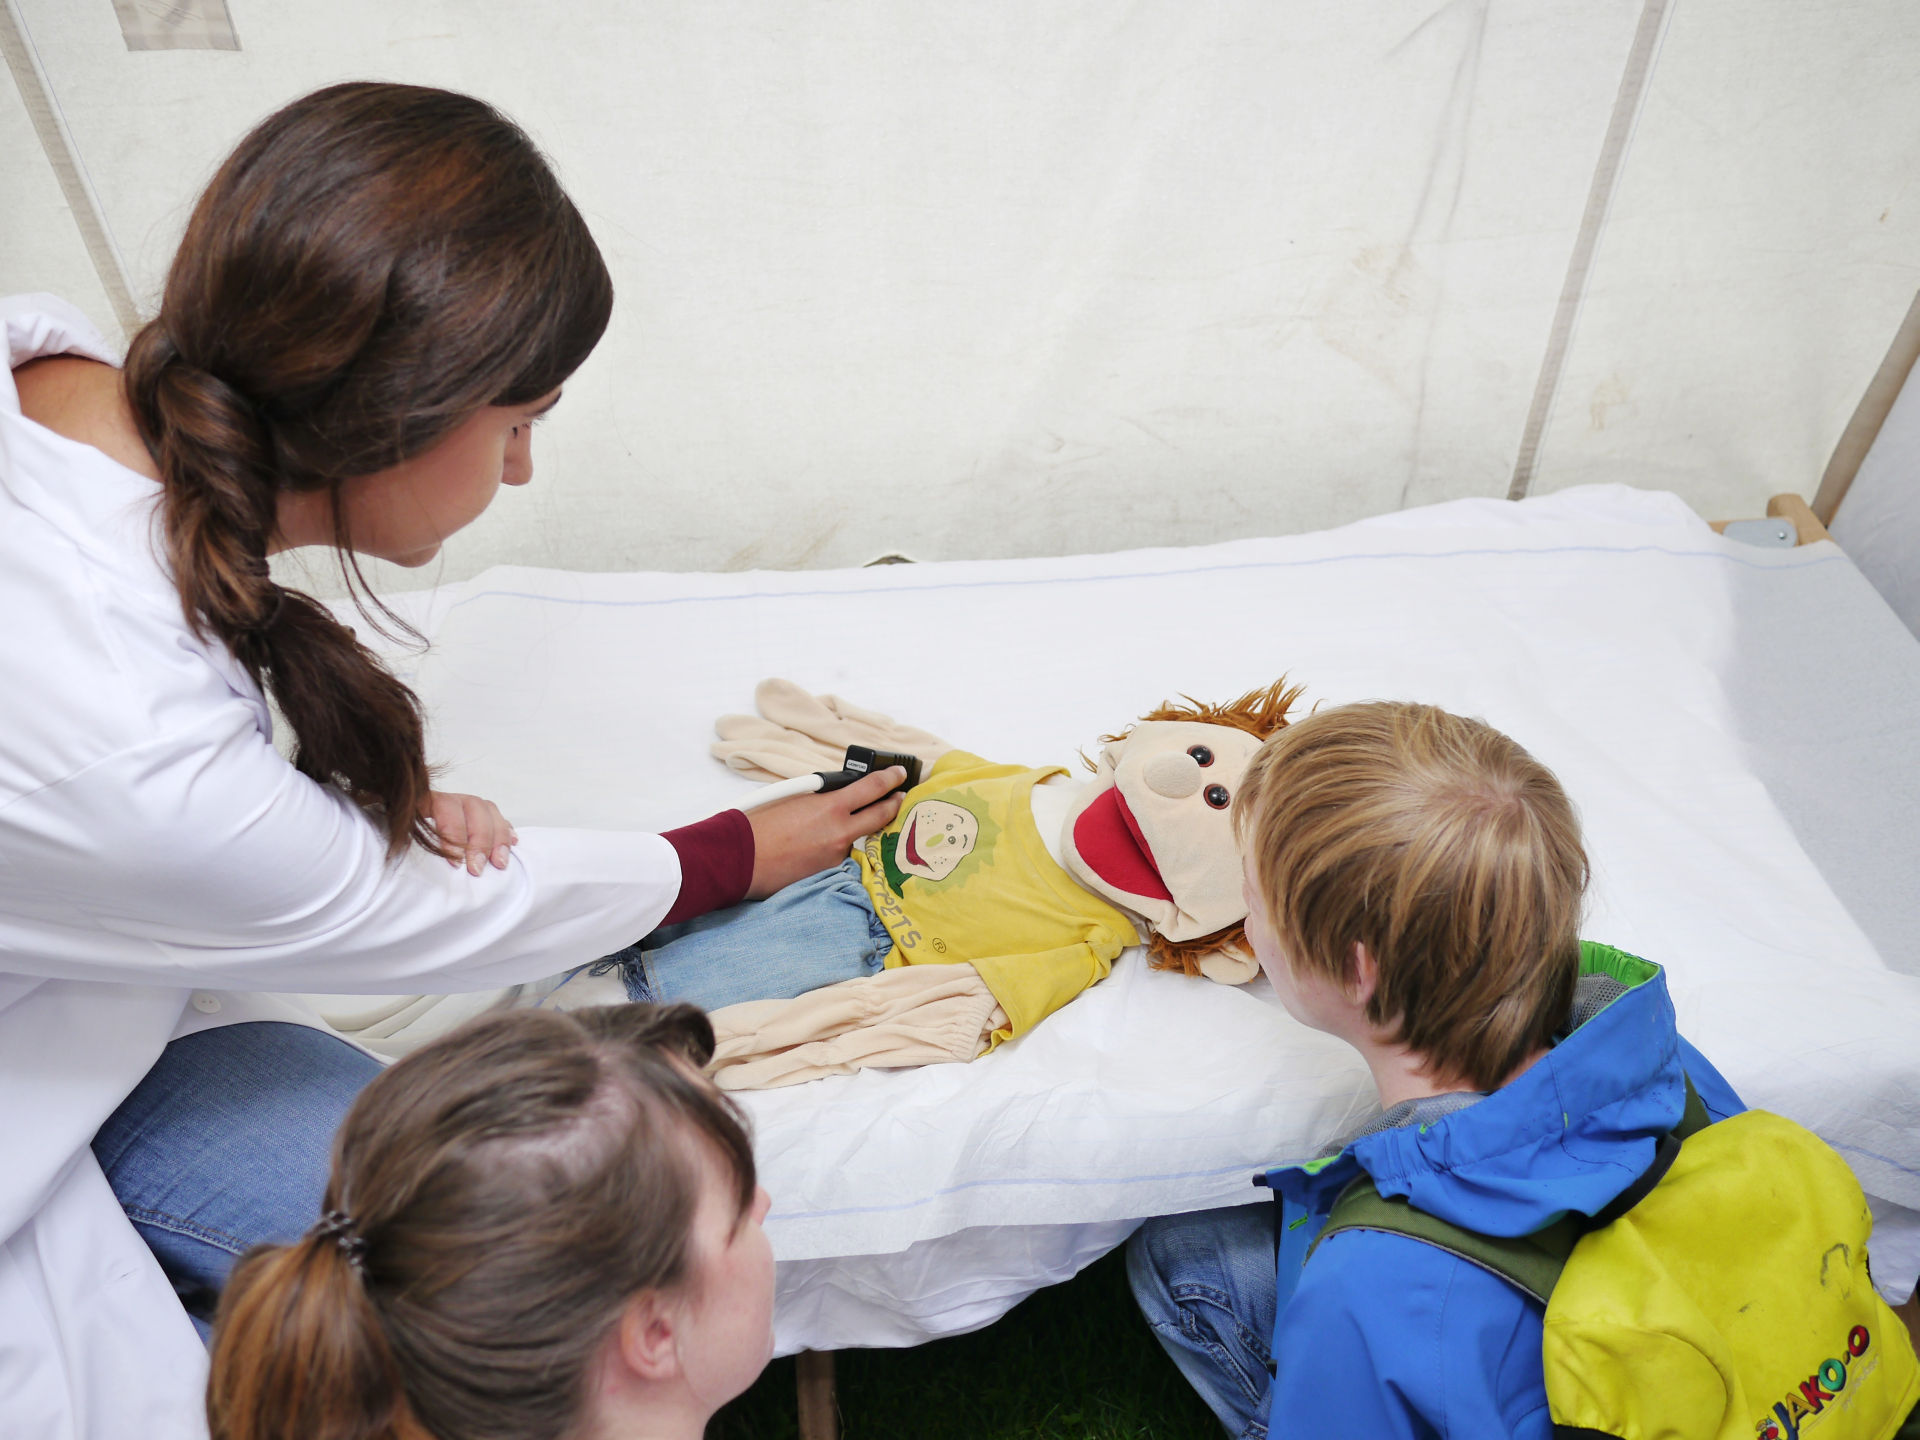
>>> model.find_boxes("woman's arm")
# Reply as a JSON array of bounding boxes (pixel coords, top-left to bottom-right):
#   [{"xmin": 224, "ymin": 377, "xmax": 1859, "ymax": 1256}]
[
  {"xmin": 427, "ymin": 762, "xmax": 905, "ymax": 901},
  {"xmin": 3, "ymin": 713, "xmax": 908, "ymax": 994},
  {"xmin": 1, "ymin": 705, "xmax": 680, "ymax": 994}
]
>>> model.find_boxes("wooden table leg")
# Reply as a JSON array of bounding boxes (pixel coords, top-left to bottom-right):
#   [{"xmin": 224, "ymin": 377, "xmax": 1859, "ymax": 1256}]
[{"xmin": 796, "ymin": 1349, "xmax": 839, "ymax": 1440}]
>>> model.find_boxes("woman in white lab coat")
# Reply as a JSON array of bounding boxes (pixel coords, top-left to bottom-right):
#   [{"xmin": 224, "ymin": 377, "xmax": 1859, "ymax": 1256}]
[{"xmin": 0, "ymin": 82, "xmax": 899, "ymax": 1439}]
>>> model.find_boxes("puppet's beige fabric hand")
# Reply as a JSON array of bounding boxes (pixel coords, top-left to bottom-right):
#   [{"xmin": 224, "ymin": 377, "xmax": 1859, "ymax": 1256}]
[
  {"xmin": 1196, "ymin": 939, "xmax": 1261, "ymax": 986},
  {"xmin": 706, "ymin": 730, "xmax": 843, "ymax": 781},
  {"xmin": 711, "ymin": 678, "xmax": 953, "ymax": 781}
]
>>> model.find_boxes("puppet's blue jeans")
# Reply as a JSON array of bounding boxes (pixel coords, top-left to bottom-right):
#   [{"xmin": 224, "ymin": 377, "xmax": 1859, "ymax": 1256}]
[
  {"xmin": 91, "ymin": 1021, "xmax": 380, "ymax": 1342},
  {"xmin": 1127, "ymin": 1202, "xmax": 1277, "ymax": 1440},
  {"xmin": 606, "ymin": 858, "xmax": 892, "ymax": 1011}
]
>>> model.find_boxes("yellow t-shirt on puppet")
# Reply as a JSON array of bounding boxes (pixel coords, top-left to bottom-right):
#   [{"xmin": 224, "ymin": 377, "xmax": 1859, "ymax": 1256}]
[{"xmin": 854, "ymin": 751, "xmax": 1139, "ymax": 1047}]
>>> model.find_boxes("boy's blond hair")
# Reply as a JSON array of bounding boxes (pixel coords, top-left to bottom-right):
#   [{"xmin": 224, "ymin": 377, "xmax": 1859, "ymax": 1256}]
[{"xmin": 1234, "ymin": 701, "xmax": 1587, "ymax": 1092}]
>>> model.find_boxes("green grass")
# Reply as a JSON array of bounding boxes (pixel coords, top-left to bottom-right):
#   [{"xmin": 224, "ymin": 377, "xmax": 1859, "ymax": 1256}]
[{"xmin": 709, "ymin": 1247, "xmax": 1222, "ymax": 1440}]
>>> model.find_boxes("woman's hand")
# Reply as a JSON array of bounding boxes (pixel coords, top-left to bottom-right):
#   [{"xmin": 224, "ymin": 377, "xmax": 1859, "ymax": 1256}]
[
  {"xmin": 428, "ymin": 790, "xmax": 519, "ymax": 875},
  {"xmin": 745, "ymin": 767, "xmax": 907, "ymax": 898}
]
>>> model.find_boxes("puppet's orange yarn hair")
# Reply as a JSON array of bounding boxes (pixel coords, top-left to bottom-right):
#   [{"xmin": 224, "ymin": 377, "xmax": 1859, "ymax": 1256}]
[
  {"xmin": 1091, "ymin": 677, "xmax": 1304, "ymax": 976},
  {"xmin": 1148, "ymin": 922, "xmax": 1251, "ymax": 978},
  {"xmin": 1098, "ymin": 676, "xmax": 1305, "ymax": 750}
]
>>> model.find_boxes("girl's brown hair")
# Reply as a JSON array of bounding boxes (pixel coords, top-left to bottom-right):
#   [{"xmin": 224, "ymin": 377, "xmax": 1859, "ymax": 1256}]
[
  {"xmin": 123, "ymin": 82, "xmax": 613, "ymax": 855},
  {"xmin": 1234, "ymin": 701, "xmax": 1587, "ymax": 1091},
  {"xmin": 207, "ymin": 1005, "xmax": 755, "ymax": 1440}
]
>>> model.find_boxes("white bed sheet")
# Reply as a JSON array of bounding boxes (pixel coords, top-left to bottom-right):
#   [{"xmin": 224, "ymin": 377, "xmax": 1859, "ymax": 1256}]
[{"xmin": 337, "ymin": 484, "xmax": 1920, "ymax": 1351}]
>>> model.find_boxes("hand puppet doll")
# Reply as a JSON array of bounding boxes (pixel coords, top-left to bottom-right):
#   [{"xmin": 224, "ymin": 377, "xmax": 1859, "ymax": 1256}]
[{"xmin": 603, "ymin": 677, "xmax": 1302, "ymax": 1088}]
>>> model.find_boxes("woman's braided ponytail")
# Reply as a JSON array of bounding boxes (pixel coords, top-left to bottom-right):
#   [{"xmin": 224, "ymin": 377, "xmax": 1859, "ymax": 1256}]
[
  {"xmin": 125, "ymin": 323, "xmax": 436, "ymax": 850},
  {"xmin": 122, "ymin": 82, "xmax": 611, "ymax": 854}
]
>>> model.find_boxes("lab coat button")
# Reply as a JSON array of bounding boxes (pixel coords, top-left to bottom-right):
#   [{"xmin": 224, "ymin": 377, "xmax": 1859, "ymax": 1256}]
[{"xmin": 191, "ymin": 992, "xmax": 222, "ymax": 1014}]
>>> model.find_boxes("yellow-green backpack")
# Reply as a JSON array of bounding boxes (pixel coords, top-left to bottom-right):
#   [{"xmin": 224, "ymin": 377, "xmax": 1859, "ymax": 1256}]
[{"xmin": 1315, "ymin": 1081, "xmax": 1920, "ymax": 1440}]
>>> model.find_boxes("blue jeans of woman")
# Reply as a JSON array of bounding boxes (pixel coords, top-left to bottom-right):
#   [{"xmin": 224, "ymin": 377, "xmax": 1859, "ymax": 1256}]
[
  {"xmin": 1127, "ymin": 1202, "xmax": 1278, "ymax": 1439},
  {"xmin": 607, "ymin": 858, "xmax": 893, "ymax": 1011},
  {"xmin": 90, "ymin": 1020, "xmax": 382, "ymax": 1341}
]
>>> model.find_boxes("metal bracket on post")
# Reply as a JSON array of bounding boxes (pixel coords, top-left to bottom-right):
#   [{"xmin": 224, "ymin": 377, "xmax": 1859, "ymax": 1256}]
[
  {"xmin": 1709, "ymin": 493, "xmax": 1834, "ymax": 548},
  {"xmin": 796, "ymin": 1349, "xmax": 839, "ymax": 1440}
]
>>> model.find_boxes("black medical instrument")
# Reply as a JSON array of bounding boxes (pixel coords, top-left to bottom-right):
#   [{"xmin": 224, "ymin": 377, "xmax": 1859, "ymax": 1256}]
[{"xmin": 735, "ymin": 745, "xmax": 922, "ymax": 812}]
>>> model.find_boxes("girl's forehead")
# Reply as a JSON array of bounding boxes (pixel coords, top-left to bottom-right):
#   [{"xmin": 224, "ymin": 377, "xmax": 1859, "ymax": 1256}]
[{"xmin": 664, "ymin": 1100, "xmax": 756, "ymax": 1227}]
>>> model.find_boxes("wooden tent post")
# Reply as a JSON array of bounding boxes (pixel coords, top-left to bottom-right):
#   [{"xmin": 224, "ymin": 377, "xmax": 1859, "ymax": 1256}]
[
  {"xmin": 1812, "ymin": 288, "xmax": 1920, "ymax": 527},
  {"xmin": 796, "ymin": 1349, "xmax": 839, "ymax": 1440}
]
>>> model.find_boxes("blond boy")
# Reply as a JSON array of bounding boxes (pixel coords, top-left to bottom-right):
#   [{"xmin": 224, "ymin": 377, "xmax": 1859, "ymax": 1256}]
[{"xmin": 1127, "ymin": 701, "xmax": 1743, "ymax": 1438}]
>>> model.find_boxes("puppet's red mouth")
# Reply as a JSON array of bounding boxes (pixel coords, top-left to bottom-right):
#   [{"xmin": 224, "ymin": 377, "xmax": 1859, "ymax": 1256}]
[
  {"xmin": 1072, "ymin": 786, "xmax": 1172, "ymax": 903},
  {"xmin": 903, "ymin": 822, "xmax": 926, "ymax": 868}
]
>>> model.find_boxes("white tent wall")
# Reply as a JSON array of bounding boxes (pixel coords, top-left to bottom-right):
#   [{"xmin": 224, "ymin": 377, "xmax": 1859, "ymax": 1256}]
[
  {"xmin": 1533, "ymin": 2, "xmax": 1920, "ymax": 517},
  {"xmin": 4, "ymin": 1, "xmax": 1919, "ymax": 593}
]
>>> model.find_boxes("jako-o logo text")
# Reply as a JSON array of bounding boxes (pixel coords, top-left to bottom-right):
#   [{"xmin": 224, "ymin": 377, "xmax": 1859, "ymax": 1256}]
[{"xmin": 1755, "ymin": 1325, "xmax": 1873, "ymax": 1440}]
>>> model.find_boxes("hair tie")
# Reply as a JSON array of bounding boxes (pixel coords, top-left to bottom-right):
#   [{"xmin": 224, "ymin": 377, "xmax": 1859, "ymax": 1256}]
[
  {"xmin": 248, "ymin": 582, "xmax": 288, "ymax": 634},
  {"xmin": 311, "ymin": 1209, "xmax": 368, "ymax": 1270}
]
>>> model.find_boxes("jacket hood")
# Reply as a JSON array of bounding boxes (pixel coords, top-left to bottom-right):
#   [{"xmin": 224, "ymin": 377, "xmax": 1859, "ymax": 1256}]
[{"xmin": 1270, "ymin": 943, "xmax": 1688, "ymax": 1238}]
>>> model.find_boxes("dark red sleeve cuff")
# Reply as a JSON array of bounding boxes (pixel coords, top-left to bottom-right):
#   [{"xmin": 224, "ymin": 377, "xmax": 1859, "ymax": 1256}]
[{"xmin": 657, "ymin": 809, "xmax": 755, "ymax": 926}]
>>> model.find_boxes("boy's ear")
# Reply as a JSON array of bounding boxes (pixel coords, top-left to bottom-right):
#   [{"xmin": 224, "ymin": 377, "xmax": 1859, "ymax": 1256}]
[
  {"xmin": 612, "ymin": 1292, "xmax": 683, "ymax": 1384},
  {"xmin": 1347, "ymin": 943, "xmax": 1380, "ymax": 1008}
]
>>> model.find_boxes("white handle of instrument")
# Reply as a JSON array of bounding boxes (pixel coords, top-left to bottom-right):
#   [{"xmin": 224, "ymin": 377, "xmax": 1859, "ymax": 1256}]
[{"xmin": 731, "ymin": 773, "xmax": 827, "ymax": 814}]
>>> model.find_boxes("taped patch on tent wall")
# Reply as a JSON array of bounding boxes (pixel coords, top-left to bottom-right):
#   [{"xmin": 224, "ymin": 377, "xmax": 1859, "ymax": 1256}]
[
  {"xmin": 111, "ymin": 0, "xmax": 239, "ymax": 52},
  {"xmin": 0, "ymin": 0, "xmax": 140, "ymax": 335}
]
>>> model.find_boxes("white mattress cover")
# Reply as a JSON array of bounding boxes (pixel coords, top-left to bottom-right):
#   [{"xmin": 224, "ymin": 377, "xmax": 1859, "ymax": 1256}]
[{"xmin": 334, "ymin": 484, "xmax": 1920, "ymax": 1348}]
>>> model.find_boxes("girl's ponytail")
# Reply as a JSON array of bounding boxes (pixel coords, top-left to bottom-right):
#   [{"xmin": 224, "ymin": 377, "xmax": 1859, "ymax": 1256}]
[
  {"xmin": 207, "ymin": 1005, "xmax": 755, "ymax": 1440},
  {"xmin": 207, "ymin": 1222, "xmax": 424, "ymax": 1440}
]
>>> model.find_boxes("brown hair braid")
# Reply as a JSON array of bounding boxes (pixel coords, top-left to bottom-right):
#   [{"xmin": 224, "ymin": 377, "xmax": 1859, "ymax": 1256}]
[
  {"xmin": 207, "ymin": 1004, "xmax": 755, "ymax": 1440},
  {"xmin": 122, "ymin": 82, "xmax": 613, "ymax": 854}
]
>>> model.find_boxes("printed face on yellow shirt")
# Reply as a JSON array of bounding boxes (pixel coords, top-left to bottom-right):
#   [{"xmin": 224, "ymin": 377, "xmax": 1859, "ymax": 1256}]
[{"xmin": 894, "ymin": 800, "xmax": 979, "ymax": 881}]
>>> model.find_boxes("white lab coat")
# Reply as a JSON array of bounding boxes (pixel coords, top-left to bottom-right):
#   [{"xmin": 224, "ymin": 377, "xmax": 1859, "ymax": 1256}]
[{"xmin": 0, "ymin": 296, "xmax": 686, "ymax": 1440}]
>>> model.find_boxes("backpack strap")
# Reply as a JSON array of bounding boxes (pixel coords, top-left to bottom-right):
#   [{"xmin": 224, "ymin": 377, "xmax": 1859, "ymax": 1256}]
[
  {"xmin": 1585, "ymin": 1073, "xmax": 1711, "ymax": 1228},
  {"xmin": 1307, "ymin": 1075, "xmax": 1710, "ymax": 1306},
  {"xmin": 1313, "ymin": 1181, "xmax": 1583, "ymax": 1304}
]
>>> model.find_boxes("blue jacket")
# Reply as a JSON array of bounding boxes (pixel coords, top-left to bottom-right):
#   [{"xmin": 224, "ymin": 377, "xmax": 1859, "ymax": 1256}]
[{"xmin": 1260, "ymin": 950, "xmax": 1743, "ymax": 1438}]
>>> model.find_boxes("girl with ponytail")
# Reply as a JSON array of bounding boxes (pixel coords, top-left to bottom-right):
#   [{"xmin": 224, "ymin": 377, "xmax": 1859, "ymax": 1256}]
[
  {"xmin": 207, "ymin": 1006, "xmax": 774, "ymax": 1440},
  {"xmin": 1, "ymin": 83, "xmax": 898, "ymax": 1438}
]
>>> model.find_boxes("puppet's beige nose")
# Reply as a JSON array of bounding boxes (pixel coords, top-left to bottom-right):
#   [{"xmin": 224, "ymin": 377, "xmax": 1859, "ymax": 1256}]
[{"xmin": 1142, "ymin": 751, "xmax": 1202, "ymax": 799}]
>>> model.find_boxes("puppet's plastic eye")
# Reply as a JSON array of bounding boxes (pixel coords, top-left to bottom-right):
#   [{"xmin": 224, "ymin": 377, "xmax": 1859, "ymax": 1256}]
[
  {"xmin": 1205, "ymin": 784, "xmax": 1231, "ymax": 809},
  {"xmin": 1187, "ymin": 745, "xmax": 1214, "ymax": 766}
]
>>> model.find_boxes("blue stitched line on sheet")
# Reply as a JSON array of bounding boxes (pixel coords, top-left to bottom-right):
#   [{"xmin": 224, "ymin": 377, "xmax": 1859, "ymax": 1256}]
[
  {"xmin": 1829, "ymin": 1141, "xmax": 1920, "ymax": 1183},
  {"xmin": 767, "ymin": 1135, "xmax": 1920, "ymax": 1225},
  {"xmin": 440, "ymin": 541, "xmax": 1846, "ymax": 618},
  {"xmin": 767, "ymin": 1160, "xmax": 1283, "ymax": 1224}
]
